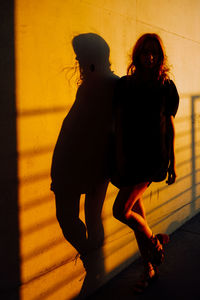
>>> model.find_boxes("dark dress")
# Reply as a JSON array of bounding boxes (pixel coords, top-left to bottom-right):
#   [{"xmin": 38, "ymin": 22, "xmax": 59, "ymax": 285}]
[{"xmin": 111, "ymin": 75, "xmax": 179, "ymax": 188}]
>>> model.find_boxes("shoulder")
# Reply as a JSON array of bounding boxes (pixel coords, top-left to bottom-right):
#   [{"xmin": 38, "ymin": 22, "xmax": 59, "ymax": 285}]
[
  {"xmin": 163, "ymin": 79, "xmax": 179, "ymax": 117},
  {"xmin": 118, "ymin": 75, "xmax": 129, "ymax": 85},
  {"xmin": 113, "ymin": 76, "xmax": 132, "ymax": 107},
  {"xmin": 164, "ymin": 79, "xmax": 179, "ymax": 95},
  {"xmin": 118, "ymin": 75, "xmax": 134, "ymax": 83},
  {"xmin": 120, "ymin": 75, "xmax": 129, "ymax": 81},
  {"xmin": 115, "ymin": 75, "xmax": 129, "ymax": 91},
  {"xmin": 163, "ymin": 79, "xmax": 179, "ymax": 102},
  {"xmin": 117, "ymin": 75, "xmax": 136, "ymax": 89}
]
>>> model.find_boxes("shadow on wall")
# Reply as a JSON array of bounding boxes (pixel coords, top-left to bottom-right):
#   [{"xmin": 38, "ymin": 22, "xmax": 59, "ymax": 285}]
[
  {"xmin": 50, "ymin": 33, "xmax": 119, "ymax": 299},
  {"xmin": 0, "ymin": 1, "xmax": 20, "ymax": 299}
]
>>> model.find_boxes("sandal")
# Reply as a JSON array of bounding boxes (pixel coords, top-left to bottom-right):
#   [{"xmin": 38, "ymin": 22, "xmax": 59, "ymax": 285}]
[
  {"xmin": 133, "ymin": 263, "xmax": 159, "ymax": 294},
  {"xmin": 156, "ymin": 233, "xmax": 170, "ymax": 245},
  {"xmin": 148, "ymin": 233, "xmax": 169, "ymax": 266}
]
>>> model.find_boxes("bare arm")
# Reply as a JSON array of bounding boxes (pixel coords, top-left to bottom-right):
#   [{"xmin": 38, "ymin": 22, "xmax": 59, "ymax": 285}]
[{"xmin": 166, "ymin": 115, "xmax": 176, "ymax": 185}]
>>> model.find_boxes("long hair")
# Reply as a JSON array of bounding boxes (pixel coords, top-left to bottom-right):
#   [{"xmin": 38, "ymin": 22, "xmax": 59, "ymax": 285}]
[{"xmin": 127, "ymin": 33, "xmax": 170, "ymax": 83}]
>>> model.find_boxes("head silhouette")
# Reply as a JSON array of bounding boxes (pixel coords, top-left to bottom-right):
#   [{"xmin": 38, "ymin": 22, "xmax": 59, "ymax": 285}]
[{"xmin": 72, "ymin": 33, "xmax": 111, "ymax": 80}]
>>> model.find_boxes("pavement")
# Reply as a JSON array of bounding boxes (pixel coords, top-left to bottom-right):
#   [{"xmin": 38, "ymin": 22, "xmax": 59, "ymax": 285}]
[{"xmin": 88, "ymin": 212, "xmax": 200, "ymax": 300}]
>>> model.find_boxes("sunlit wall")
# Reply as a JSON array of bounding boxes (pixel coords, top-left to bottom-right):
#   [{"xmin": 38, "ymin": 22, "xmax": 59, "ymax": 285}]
[{"xmin": 14, "ymin": 0, "xmax": 200, "ymax": 299}]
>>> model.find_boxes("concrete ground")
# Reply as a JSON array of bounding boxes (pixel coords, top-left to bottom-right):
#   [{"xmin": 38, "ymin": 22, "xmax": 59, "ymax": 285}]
[{"xmin": 88, "ymin": 212, "xmax": 200, "ymax": 300}]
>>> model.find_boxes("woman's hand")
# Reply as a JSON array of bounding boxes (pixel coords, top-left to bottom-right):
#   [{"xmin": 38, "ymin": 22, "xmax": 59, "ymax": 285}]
[
  {"xmin": 166, "ymin": 116, "xmax": 177, "ymax": 185},
  {"xmin": 166, "ymin": 163, "xmax": 176, "ymax": 185}
]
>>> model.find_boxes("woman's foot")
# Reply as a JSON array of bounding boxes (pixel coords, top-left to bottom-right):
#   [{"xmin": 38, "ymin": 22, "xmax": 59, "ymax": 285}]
[
  {"xmin": 156, "ymin": 233, "xmax": 170, "ymax": 245},
  {"xmin": 148, "ymin": 233, "xmax": 169, "ymax": 266},
  {"xmin": 133, "ymin": 262, "xmax": 159, "ymax": 294}
]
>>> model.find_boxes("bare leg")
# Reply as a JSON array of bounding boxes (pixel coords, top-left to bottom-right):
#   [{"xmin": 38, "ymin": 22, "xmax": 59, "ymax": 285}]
[
  {"xmin": 113, "ymin": 183, "xmax": 153, "ymax": 263},
  {"xmin": 132, "ymin": 198, "xmax": 150, "ymax": 264},
  {"xmin": 113, "ymin": 183, "xmax": 160, "ymax": 293},
  {"xmin": 113, "ymin": 182, "xmax": 152, "ymax": 238},
  {"xmin": 132, "ymin": 198, "xmax": 159, "ymax": 287},
  {"xmin": 133, "ymin": 201, "xmax": 159, "ymax": 293}
]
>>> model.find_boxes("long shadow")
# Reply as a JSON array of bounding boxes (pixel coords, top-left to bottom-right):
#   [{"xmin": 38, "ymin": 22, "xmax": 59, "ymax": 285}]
[
  {"xmin": 51, "ymin": 33, "xmax": 119, "ymax": 299},
  {"xmin": 0, "ymin": 1, "xmax": 20, "ymax": 299}
]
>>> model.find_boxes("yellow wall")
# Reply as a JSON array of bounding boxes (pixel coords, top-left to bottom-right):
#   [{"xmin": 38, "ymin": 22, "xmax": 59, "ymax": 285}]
[{"xmin": 14, "ymin": 0, "xmax": 200, "ymax": 299}]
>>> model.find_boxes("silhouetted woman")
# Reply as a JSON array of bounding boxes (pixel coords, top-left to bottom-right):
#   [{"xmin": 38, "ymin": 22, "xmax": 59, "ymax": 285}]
[{"xmin": 111, "ymin": 33, "xmax": 179, "ymax": 292}]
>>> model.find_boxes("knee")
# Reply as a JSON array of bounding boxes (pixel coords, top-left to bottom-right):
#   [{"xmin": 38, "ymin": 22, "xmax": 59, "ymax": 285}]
[{"xmin": 113, "ymin": 202, "xmax": 140, "ymax": 231}]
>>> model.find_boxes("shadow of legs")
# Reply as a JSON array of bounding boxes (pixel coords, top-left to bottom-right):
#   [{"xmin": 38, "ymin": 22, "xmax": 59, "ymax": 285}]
[
  {"xmin": 55, "ymin": 182, "xmax": 108, "ymax": 299},
  {"xmin": 77, "ymin": 181, "xmax": 108, "ymax": 299},
  {"xmin": 85, "ymin": 180, "xmax": 109, "ymax": 250},
  {"xmin": 55, "ymin": 190, "xmax": 88, "ymax": 256}
]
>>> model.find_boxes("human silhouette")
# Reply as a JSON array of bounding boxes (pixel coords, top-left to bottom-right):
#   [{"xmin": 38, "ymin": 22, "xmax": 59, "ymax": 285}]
[
  {"xmin": 111, "ymin": 33, "xmax": 179, "ymax": 293},
  {"xmin": 50, "ymin": 33, "xmax": 118, "ymax": 297}
]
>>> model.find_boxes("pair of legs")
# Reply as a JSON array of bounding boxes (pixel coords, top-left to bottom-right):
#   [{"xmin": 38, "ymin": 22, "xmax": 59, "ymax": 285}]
[
  {"xmin": 113, "ymin": 182, "xmax": 153, "ymax": 266},
  {"xmin": 113, "ymin": 181, "xmax": 169, "ymax": 293},
  {"xmin": 55, "ymin": 180, "xmax": 108, "ymax": 257}
]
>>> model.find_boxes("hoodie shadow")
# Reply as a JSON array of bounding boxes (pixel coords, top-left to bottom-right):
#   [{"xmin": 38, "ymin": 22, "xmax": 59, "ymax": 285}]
[{"xmin": 51, "ymin": 33, "xmax": 119, "ymax": 298}]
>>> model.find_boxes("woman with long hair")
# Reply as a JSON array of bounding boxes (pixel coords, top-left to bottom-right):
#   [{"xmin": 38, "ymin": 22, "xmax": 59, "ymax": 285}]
[{"xmin": 111, "ymin": 33, "xmax": 179, "ymax": 292}]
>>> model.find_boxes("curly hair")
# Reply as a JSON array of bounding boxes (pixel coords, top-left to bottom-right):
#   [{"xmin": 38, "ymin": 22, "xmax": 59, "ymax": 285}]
[{"xmin": 127, "ymin": 33, "xmax": 170, "ymax": 83}]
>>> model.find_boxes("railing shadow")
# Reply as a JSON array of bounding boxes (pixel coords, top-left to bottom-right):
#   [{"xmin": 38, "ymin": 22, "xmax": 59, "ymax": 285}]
[{"xmin": 147, "ymin": 93, "xmax": 200, "ymax": 234}]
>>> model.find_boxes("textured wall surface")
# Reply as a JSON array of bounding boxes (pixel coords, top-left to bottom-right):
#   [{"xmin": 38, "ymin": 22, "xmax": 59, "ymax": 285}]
[{"xmin": 13, "ymin": 0, "xmax": 200, "ymax": 299}]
